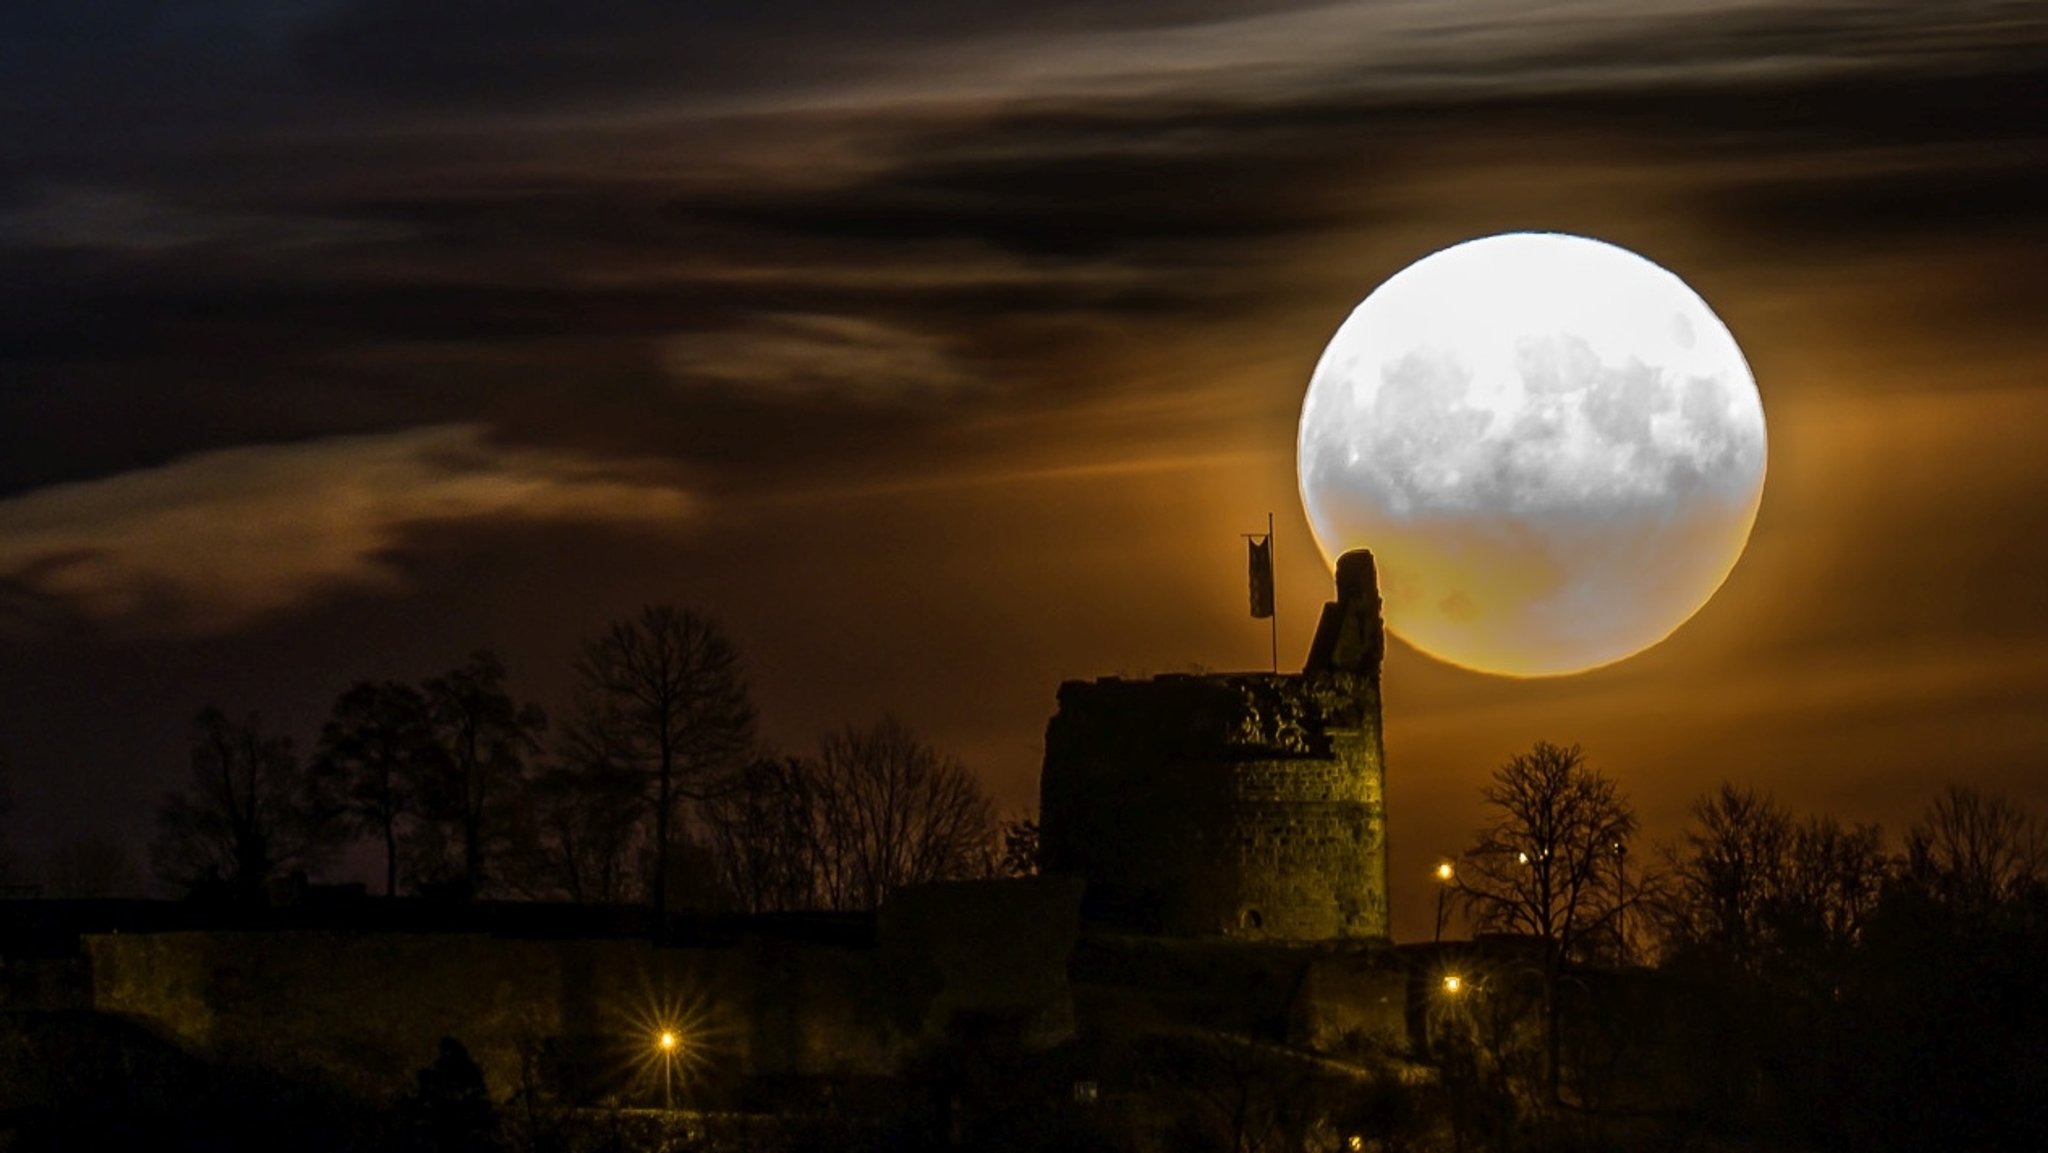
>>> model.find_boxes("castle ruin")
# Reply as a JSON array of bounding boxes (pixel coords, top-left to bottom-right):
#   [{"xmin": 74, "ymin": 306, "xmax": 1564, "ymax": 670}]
[
  {"xmin": 2, "ymin": 550, "xmax": 1408, "ymax": 1115},
  {"xmin": 1039, "ymin": 549, "xmax": 1391, "ymax": 941}
]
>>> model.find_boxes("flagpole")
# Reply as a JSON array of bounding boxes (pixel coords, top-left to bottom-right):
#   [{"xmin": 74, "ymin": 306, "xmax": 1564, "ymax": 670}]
[
  {"xmin": 1243, "ymin": 516, "xmax": 1279, "ymax": 673},
  {"xmin": 1267, "ymin": 511, "xmax": 1278, "ymax": 674}
]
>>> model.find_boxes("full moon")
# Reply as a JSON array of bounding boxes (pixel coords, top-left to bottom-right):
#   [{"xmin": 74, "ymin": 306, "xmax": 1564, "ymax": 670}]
[{"xmin": 1296, "ymin": 232, "xmax": 1766, "ymax": 676}]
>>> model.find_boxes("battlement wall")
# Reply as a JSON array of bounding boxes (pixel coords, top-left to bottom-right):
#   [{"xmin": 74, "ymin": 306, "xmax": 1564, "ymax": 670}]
[{"xmin": 1038, "ymin": 550, "xmax": 1392, "ymax": 942}]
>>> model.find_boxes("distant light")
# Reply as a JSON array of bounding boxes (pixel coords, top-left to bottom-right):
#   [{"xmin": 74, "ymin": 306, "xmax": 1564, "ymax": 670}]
[
  {"xmin": 1442, "ymin": 974, "xmax": 1463, "ymax": 995},
  {"xmin": 1517, "ymin": 851, "xmax": 1530, "ymax": 865},
  {"xmin": 1435, "ymin": 861, "xmax": 1455, "ymax": 882},
  {"xmin": 1348, "ymin": 1137, "xmax": 1366, "ymax": 1152},
  {"xmin": 658, "ymin": 1029, "xmax": 680, "ymax": 1052}
]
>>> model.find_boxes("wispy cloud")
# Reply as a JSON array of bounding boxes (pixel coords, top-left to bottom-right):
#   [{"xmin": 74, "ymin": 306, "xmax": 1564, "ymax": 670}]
[
  {"xmin": 286, "ymin": 1, "xmax": 2048, "ymax": 123},
  {"xmin": 0, "ymin": 185, "xmax": 408, "ymax": 256},
  {"xmin": 0, "ymin": 425, "xmax": 692, "ymax": 633},
  {"xmin": 659, "ymin": 312, "xmax": 975, "ymax": 403}
]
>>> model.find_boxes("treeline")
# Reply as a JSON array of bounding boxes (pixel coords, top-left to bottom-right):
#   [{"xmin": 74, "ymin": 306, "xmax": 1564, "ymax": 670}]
[
  {"xmin": 1436, "ymin": 740, "xmax": 2048, "ymax": 1153},
  {"xmin": 141, "ymin": 605, "xmax": 1032, "ymax": 918}
]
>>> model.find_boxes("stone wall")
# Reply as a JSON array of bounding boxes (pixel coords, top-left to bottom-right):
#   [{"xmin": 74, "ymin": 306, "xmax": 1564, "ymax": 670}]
[
  {"xmin": 879, "ymin": 876, "xmax": 1084, "ymax": 1047},
  {"xmin": 80, "ymin": 878, "xmax": 1084, "ymax": 1100},
  {"xmin": 1039, "ymin": 550, "xmax": 1392, "ymax": 942},
  {"xmin": 84, "ymin": 930, "xmax": 877, "ymax": 1099}
]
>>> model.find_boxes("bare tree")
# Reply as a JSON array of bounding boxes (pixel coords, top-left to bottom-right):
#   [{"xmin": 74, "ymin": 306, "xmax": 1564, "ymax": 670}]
[
  {"xmin": 1455, "ymin": 740, "xmax": 1636, "ymax": 1103},
  {"xmin": 810, "ymin": 716, "xmax": 995, "ymax": 911},
  {"xmin": 1659, "ymin": 783, "xmax": 1795, "ymax": 974},
  {"xmin": 699, "ymin": 731, "xmax": 998, "ymax": 914},
  {"xmin": 570, "ymin": 606, "xmax": 755, "ymax": 926},
  {"xmin": 700, "ymin": 755, "xmax": 822, "ymax": 913},
  {"xmin": 417, "ymin": 652, "xmax": 546, "ymax": 899},
  {"xmin": 1458, "ymin": 742, "xmax": 1638, "ymax": 958},
  {"xmin": 517, "ymin": 757, "xmax": 648, "ymax": 904},
  {"xmin": 1660, "ymin": 782, "xmax": 1895, "ymax": 982},
  {"xmin": 152, "ymin": 707, "xmax": 337, "ymax": 902},
  {"xmin": 313, "ymin": 679, "xmax": 441, "ymax": 896},
  {"xmin": 1778, "ymin": 815, "xmax": 1890, "ymax": 967},
  {"xmin": 995, "ymin": 816, "xmax": 1041, "ymax": 879},
  {"xmin": 1905, "ymin": 784, "xmax": 2046, "ymax": 917}
]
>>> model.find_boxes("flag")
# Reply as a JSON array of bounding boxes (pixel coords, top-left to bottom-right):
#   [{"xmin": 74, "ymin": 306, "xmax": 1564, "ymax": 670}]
[{"xmin": 1248, "ymin": 534, "xmax": 1274, "ymax": 619}]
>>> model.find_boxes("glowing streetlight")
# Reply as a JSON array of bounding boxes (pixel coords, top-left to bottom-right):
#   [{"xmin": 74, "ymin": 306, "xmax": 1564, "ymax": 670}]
[{"xmin": 1442, "ymin": 974, "xmax": 1464, "ymax": 995}]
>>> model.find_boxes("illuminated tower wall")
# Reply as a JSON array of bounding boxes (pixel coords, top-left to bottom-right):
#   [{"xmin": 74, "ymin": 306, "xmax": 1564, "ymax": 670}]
[{"xmin": 1038, "ymin": 551, "xmax": 1390, "ymax": 941}]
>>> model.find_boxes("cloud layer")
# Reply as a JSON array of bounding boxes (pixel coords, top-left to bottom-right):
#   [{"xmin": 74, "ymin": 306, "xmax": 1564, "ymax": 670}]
[{"xmin": 0, "ymin": 425, "xmax": 691, "ymax": 633}]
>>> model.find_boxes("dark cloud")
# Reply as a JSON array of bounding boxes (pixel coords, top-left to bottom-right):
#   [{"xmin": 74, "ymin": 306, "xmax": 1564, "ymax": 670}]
[
  {"xmin": 1710, "ymin": 145, "xmax": 2048, "ymax": 251},
  {"xmin": 697, "ymin": 110, "xmax": 1382, "ymax": 264},
  {"xmin": 294, "ymin": 0, "xmax": 1285, "ymax": 106},
  {"xmin": 0, "ymin": 425, "xmax": 694, "ymax": 634}
]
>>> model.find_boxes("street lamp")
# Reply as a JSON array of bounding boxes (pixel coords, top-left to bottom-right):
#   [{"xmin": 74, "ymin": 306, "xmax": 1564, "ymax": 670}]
[
  {"xmin": 1613, "ymin": 840, "xmax": 1630, "ymax": 966},
  {"xmin": 1441, "ymin": 974, "xmax": 1464, "ymax": 995},
  {"xmin": 1433, "ymin": 861, "xmax": 1456, "ymax": 942},
  {"xmin": 656, "ymin": 1029, "xmax": 680, "ymax": 1110}
]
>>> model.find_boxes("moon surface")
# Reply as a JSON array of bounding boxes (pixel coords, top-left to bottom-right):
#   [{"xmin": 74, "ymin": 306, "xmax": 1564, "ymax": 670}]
[{"xmin": 1296, "ymin": 232, "xmax": 1766, "ymax": 676}]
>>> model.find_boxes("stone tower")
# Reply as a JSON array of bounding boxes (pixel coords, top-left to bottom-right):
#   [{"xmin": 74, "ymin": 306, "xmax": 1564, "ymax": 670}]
[{"xmin": 1038, "ymin": 550, "xmax": 1390, "ymax": 941}]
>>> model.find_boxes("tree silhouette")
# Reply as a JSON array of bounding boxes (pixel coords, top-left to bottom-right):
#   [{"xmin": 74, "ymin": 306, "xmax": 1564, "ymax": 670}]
[
  {"xmin": 995, "ymin": 816, "xmax": 1041, "ymax": 879},
  {"xmin": 1454, "ymin": 740, "xmax": 1636, "ymax": 1103},
  {"xmin": 698, "ymin": 721, "xmax": 997, "ymax": 912},
  {"xmin": 700, "ymin": 754, "xmax": 821, "ymax": 913},
  {"xmin": 1841, "ymin": 788, "xmax": 2048, "ymax": 1152},
  {"xmin": 1659, "ymin": 783, "xmax": 1794, "ymax": 975},
  {"xmin": 810, "ymin": 715, "xmax": 995, "ymax": 911},
  {"xmin": 152, "ymin": 707, "xmax": 336, "ymax": 902},
  {"xmin": 313, "ymin": 679, "xmax": 441, "ymax": 897},
  {"xmin": 1904, "ymin": 783, "xmax": 2045, "ymax": 917},
  {"xmin": 516, "ymin": 756, "xmax": 648, "ymax": 904},
  {"xmin": 417, "ymin": 652, "xmax": 546, "ymax": 899},
  {"xmin": 569, "ymin": 606, "xmax": 754, "ymax": 928}
]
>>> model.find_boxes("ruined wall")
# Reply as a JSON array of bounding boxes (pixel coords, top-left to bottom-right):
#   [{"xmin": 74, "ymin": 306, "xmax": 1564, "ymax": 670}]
[
  {"xmin": 1041, "ymin": 672, "xmax": 1388, "ymax": 941},
  {"xmin": 1288, "ymin": 948, "xmax": 1411, "ymax": 1055},
  {"xmin": 85, "ymin": 931, "xmax": 886, "ymax": 1098},
  {"xmin": 1039, "ymin": 550, "xmax": 1391, "ymax": 942},
  {"xmin": 879, "ymin": 876, "xmax": 1085, "ymax": 1047},
  {"xmin": 81, "ymin": 879, "xmax": 1083, "ymax": 1100}
]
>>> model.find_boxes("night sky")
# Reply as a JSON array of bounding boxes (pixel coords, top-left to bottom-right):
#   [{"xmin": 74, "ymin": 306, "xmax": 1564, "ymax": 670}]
[{"xmin": 3, "ymin": 1, "xmax": 2044, "ymax": 939}]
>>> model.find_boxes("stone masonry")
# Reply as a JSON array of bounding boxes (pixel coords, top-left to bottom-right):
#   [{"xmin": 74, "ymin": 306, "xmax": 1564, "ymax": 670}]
[{"xmin": 1039, "ymin": 550, "xmax": 1391, "ymax": 941}]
